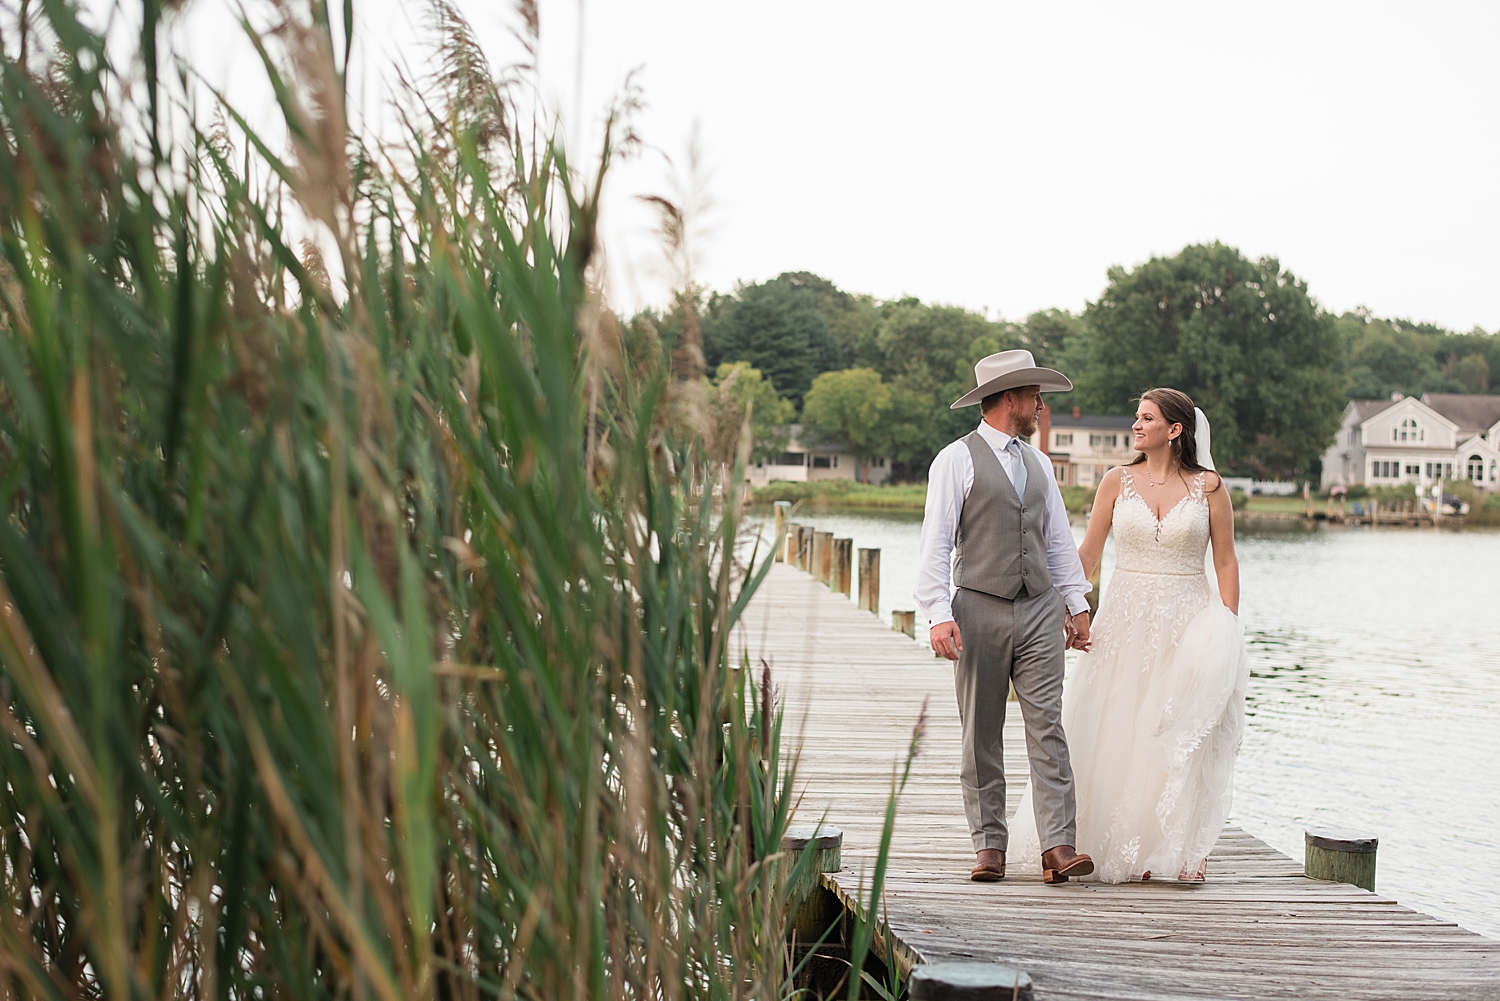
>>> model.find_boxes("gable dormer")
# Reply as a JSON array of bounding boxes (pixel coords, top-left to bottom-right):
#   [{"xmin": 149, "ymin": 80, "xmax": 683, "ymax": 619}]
[{"xmin": 1361, "ymin": 395, "xmax": 1458, "ymax": 450}]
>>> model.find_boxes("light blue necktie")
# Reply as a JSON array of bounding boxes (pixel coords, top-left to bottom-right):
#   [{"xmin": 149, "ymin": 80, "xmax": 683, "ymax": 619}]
[{"xmin": 1006, "ymin": 438, "xmax": 1027, "ymax": 498}]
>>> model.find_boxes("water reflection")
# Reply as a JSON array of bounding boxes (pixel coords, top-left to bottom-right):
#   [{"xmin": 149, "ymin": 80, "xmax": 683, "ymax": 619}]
[{"xmin": 751, "ymin": 508, "xmax": 1500, "ymax": 939}]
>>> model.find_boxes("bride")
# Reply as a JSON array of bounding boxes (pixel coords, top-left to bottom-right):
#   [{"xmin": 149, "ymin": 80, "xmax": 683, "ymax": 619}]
[{"xmin": 1011, "ymin": 387, "xmax": 1248, "ymax": 882}]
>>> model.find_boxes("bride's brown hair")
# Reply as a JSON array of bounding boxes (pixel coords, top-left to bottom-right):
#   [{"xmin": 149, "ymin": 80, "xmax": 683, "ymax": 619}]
[{"xmin": 1128, "ymin": 388, "xmax": 1213, "ymax": 476}]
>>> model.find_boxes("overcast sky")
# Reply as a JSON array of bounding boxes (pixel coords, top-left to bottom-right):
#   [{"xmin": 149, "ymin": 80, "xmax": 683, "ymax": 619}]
[{"xmin": 179, "ymin": 1, "xmax": 1500, "ymax": 330}]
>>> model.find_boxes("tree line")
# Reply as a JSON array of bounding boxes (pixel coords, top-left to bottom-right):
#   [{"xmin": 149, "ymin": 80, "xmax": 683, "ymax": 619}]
[{"xmin": 630, "ymin": 244, "xmax": 1498, "ymax": 482}]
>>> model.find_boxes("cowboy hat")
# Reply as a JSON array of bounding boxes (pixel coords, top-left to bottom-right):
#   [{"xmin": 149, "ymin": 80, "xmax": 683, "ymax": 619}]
[{"xmin": 950, "ymin": 349, "xmax": 1072, "ymax": 409}]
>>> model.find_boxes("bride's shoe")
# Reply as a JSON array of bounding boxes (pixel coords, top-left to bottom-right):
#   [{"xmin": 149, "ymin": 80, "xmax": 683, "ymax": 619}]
[{"xmin": 1178, "ymin": 859, "xmax": 1207, "ymax": 882}]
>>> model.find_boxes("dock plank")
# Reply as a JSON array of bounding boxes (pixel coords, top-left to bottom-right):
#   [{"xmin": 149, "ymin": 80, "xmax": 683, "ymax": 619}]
[{"xmin": 735, "ymin": 563, "xmax": 1500, "ymax": 1000}]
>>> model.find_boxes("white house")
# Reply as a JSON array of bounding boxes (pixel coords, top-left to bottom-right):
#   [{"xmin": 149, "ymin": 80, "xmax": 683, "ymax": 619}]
[
  {"xmin": 1320, "ymin": 393, "xmax": 1500, "ymax": 492},
  {"xmin": 746, "ymin": 424, "xmax": 891, "ymax": 487},
  {"xmin": 1039, "ymin": 409, "xmax": 1139, "ymax": 488}
]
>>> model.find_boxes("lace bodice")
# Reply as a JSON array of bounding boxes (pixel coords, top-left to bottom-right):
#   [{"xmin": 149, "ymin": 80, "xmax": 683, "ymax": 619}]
[{"xmin": 1112, "ymin": 471, "xmax": 1210, "ymax": 576}]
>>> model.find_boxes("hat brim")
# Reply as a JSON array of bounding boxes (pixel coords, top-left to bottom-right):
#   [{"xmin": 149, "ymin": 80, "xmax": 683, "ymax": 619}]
[{"xmin": 950, "ymin": 368, "xmax": 1073, "ymax": 408}]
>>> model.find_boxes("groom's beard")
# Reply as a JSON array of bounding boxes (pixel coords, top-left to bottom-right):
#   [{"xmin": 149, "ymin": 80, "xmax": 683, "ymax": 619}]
[{"xmin": 1015, "ymin": 412, "xmax": 1039, "ymax": 439}]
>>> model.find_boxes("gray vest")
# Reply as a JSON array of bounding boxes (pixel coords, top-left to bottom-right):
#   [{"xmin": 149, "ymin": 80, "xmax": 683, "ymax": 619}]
[{"xmin": 953, "ymin": 432, "xmax": 1052, "ymax": 601}]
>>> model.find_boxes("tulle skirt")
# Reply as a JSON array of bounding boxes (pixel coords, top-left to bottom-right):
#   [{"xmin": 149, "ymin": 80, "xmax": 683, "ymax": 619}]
[{"xmin": 1010, "ymin": 569, "xmax": 1248, "ymax": 882}]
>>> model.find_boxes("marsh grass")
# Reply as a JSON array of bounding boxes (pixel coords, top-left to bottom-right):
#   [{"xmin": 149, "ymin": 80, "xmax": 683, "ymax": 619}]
[{"xmin": 0, "ymin": 3, "xmax": 900, "ymax": 998}]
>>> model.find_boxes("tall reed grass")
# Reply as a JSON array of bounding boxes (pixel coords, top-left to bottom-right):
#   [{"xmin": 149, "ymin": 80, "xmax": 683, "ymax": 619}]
[{"xmin": 0, "ymin": 3, "xmax": 873, "ymax": 997}]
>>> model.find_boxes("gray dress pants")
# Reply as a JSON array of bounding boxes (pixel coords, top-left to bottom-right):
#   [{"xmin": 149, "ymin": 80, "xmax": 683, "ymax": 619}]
[{"xmin": 952, "ymin": 585, "xmax": 1076, "ymax": 853}]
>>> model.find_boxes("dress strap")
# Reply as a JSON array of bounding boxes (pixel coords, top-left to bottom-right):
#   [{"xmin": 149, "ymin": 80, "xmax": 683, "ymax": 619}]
[
  {"xmin": 1192, "ymin": 471, "xmax": 1207, "ymax": 503},
  {"xmin": 1119, "ymin": 467, "xmax": 1138, "ymax": 500}
]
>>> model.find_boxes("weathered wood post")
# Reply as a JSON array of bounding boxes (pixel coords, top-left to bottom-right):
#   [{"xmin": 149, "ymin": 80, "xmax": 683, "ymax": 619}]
[
  {"xmin": 857, "ymin": 548, "xmax": 880, "ymax": 612},
  {"xmin": 785, "ymin": 522, "xmax": 802, "ymax": 564},
  {"xmin": 832, "ymin": 538, "xmax": 853, "ymax": 596},
  {"xmin": 773, "ymin": 501, "xmax": 791, "ymax": 562},
  {"xmin": 891, "ymin": 610, "xmax": 915, "ymax": 638},
  {"xmin": 908, "ymin": 962, "xmax": 1035, "ymax": 1001},
  {"xmin": 781, "ymin": 823, "xmax": 843, "ymax": 944},
  {"xmin": 798, "ymin": 526, "xmax": 813, "ymax": 571},
  {"xmin": 813, "ymin": 531, "xmax": 833, "ymax": 585},
  {"xmin": 1305, "ymin": 828, "xmax": 1378, "ymax": 891}
]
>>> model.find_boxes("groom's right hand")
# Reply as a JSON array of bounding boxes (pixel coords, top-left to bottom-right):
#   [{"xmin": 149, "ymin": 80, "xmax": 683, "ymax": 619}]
[{"xmin": 931, "ymin": 621, "xmax": 963, "ymax": 661}]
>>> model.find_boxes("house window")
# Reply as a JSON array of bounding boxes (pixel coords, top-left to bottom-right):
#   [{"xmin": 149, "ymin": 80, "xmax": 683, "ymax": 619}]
[
  {"xmin": 812, "ymin": 455, "xmax": 831, "ymax": 469},
  {"xmin": 1395, "ymin": 418, "xmax": 1423, "ymax": 443},
  {"xmin": 1469, "ymin": 454, "xmax": 1485, "ymax": 481},
  {"xmin": 776, "ymin": 452, "xmax": 805, "ymax": 466},
  {"xmin": 1492, "ymin": 462, "xmax": 1497, "ymax": 483},
  {"xmin": 1405, "ymin": 464, "xmax": 1419, "ymax": 476},
  {"xmin": 1446, "ymin": 463, "xmax": 1454, "ymax": 478},
  {"xmin": 832, "ymin": 455, "xmax": 839, "ymax": 468},
  {"xmin": 1055, "ymin": 433, "xmax": 1073, "ymax": 447}
]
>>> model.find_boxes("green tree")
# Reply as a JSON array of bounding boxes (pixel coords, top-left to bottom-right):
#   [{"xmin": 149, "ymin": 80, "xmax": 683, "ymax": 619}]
[
  {"xmin": 701, "ymin": 272, "xmax": 851, "ymax": 407},
  {"xmin": 707, "ymin": 361, "xmax": 795, "ymax": 464},
  {"xmin": 1079, "ymin": 242, "xmax": 1344, "ymax": 477},
  {"xmin": 800, "ymin": 368, "xmax": 894, "ymax": 482},
  {"xmin": 856, "ymin": 300, "xmax": 1019, "ymax": 477},
  {"xmin": 1455, "ymin": 353, "xmax": 1491, "ymax": 395},
  {"xmin": 1336, "ymin": 314, "xmax": 1459, "ymax": 399},
  {"xmin": 1018, "ymin": 308, "xmax": 1088, "ymax": 415}
]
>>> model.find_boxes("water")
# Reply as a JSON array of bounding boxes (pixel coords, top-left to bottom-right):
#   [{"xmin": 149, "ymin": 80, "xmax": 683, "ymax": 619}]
[{"xmin": 751, "ymin": 509, "xmax": 1500, "ymax": 939}]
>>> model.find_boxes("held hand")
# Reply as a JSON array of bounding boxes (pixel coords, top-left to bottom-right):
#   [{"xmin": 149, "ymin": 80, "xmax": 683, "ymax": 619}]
[
  {"xmin": 930, "ymin": 621, "xmax": 963, "ymax": 661},
  {"xmin": 1067, "ymin": 611, "xmax": 1091, "ymax": 652}
]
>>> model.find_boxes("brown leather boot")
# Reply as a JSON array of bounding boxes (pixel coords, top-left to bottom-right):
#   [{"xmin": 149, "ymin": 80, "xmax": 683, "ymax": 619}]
[
  {"xmin": 1041, "ymin": 845, "xmax": 1093, "ymax": 884},
  {"xmin": 970, "ymin": 848, "xmax": 1005, "ymax": 882}
]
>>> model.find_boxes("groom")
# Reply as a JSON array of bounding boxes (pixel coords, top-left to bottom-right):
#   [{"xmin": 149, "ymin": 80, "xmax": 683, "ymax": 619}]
[{"xmin": 915, "ymin": 350, "xmax": 1095, "ymax": 884}]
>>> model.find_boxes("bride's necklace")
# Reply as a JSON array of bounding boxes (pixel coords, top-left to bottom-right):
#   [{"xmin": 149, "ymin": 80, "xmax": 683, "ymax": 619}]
[{"xmin": 1144, "ymin": 464, "xmax": 1174, "ymax": 487}]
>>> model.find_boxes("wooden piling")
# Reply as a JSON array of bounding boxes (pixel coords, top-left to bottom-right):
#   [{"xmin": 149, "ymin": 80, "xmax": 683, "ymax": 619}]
[
  {"xmin": 891, "ymin": 610, "xmax": 915, "ymax": 638},
  {"xmin": 781, "ymin": 823, "xmax": 843, "ymax": 944},
  {"xmin": 798, "ymin": 526, "xmax": 813, "ymax": 572},
  {"xmin": 1305, "ymin": 828, "xmax": 1378, "ymax": 891},
  {"xmin": 857, "ymin": 548, "xmax": 880, "ymax": 612},
  {"xmin": 812, "ymin": 531, "xmax": 833, "ymax": 585},
  {"xmin": 785, "ymin": 523, "xmax": 802, "ymax": 565},
  {"xmin": 832, "ymin": 538, "xmax": 853, "ymax": 596},
  {"xmin": 773, "ymin": 501, "xmax": 791, "ymax": 562},
  {"xmin": 908, "ymin": 962, "xmax": 1034, "ymax": 1001}
]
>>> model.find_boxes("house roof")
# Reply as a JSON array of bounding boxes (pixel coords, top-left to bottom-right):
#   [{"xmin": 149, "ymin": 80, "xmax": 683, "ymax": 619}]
[
  {"xmin": 784, "ymin": 424, "xmax": 852, "ymax": 454},
  {"xmin": 1049, "ymin": 414, "xmax": 1136, "ymax": 430},
  {"xmin": 1350, "ymin": 398, "xmax": 1399, "ymax": 422},
  {"xmin": 1421, "ymin": 394, "xmax": 1500, "ymax": 434}
]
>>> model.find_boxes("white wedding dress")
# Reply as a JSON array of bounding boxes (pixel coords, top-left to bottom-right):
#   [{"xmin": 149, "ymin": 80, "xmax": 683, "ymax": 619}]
[{"xmin": 1010, "ymin": 469, "xmax": 1249, "ymax": 882}]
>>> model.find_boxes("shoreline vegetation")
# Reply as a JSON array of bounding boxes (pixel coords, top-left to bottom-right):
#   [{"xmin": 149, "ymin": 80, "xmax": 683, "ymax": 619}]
[{"xmin": 751, "ymin": 481, "xmax": 1500, "ymax": 526}]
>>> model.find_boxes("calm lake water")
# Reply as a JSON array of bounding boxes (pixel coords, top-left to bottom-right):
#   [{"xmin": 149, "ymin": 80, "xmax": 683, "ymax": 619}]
[{"xmin": 752, "ymin": 509, "xmax": 1500, "ymax": 940}]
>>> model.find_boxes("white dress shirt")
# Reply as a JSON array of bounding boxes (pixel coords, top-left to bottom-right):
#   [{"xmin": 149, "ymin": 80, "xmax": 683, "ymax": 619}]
[{"xmin": 915, "ymin": 420, "xmax": 1091, "ymax": 627}]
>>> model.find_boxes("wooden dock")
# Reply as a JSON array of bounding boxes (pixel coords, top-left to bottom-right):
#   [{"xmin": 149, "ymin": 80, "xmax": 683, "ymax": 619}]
[{"xmin": 735, "ymin": 561, "xmax": 1500, "ymax": 1000}]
